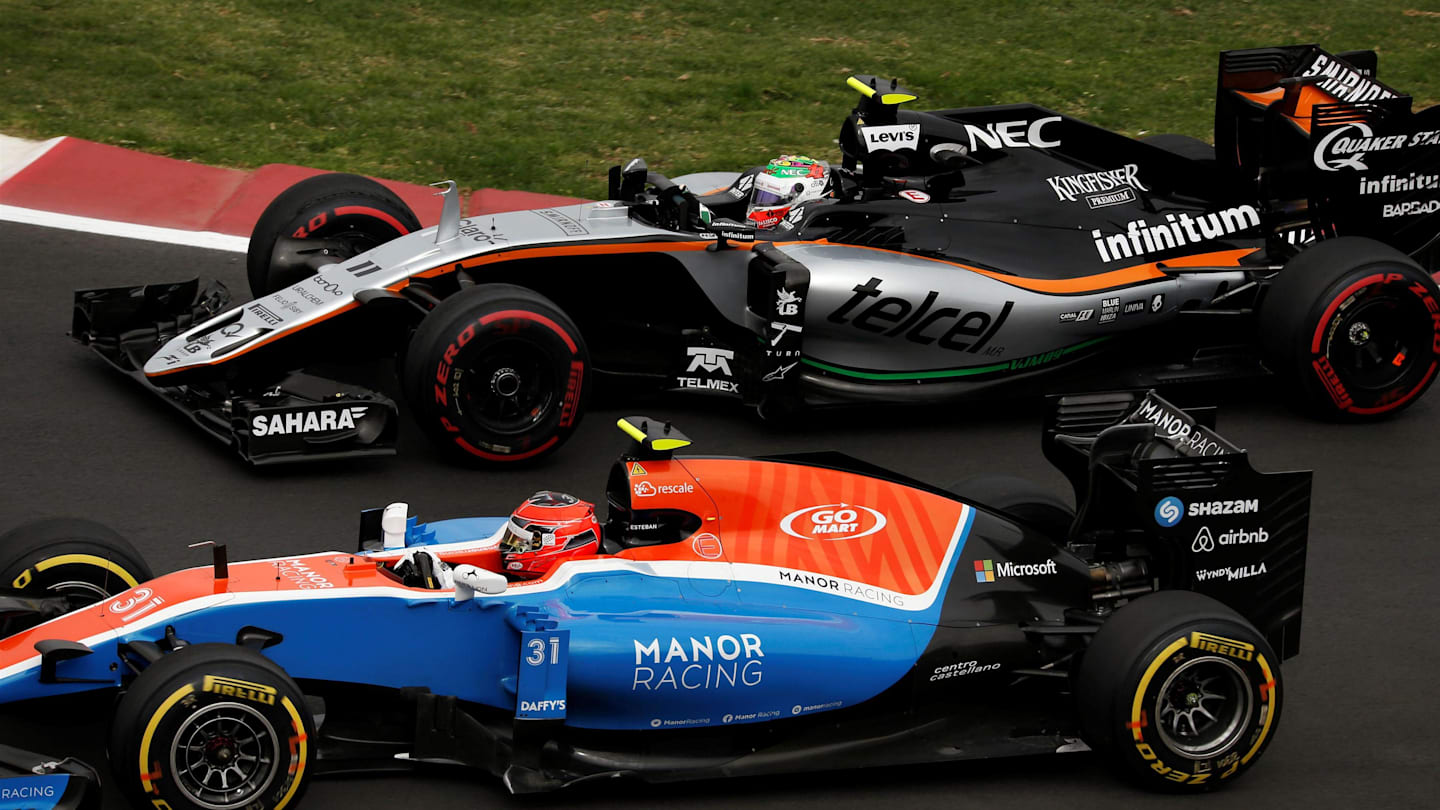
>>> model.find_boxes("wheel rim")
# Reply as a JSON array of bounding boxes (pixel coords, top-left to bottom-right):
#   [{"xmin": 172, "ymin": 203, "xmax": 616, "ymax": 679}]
[
  {"xmin": 1323, "ymin": 283, "xmax": 1432, "ymax": 395},
  {"xmin": 1154, "ymin": 656, "xmax": 1253, "ymax": 760},
  {"xmin": 44, "ymin": 579, "xmax": 110, "ymax": 600},
  {"xmin": 456, "ymin": 337, "xmax": 559, "ymax": 436},
  {"xmin": 171, "ymin": 702, "xmax": 280, "ymax": 809},
  {"xmin": 268, "ymin": 215, "xmax": 406, "ymax": 291}
]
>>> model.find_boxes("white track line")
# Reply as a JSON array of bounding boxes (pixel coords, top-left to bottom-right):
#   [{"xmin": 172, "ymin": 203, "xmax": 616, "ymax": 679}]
[
  {"xmin": 0, "ymin": 135, "xmax": 64, "ymax": 188},
  {"xmin": 0, "ymin": 203, "xmax": 248, "ymax": 252}
]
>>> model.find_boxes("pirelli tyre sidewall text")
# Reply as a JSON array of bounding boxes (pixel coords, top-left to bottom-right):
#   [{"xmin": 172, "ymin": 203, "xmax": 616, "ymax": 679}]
[
  {"xmin": 1077, "ymin": 591, "xmax": 1282, "ymax": 792},
  {"xmin": 1262, "ymin": 237, "xmax": 1440, "ymax": 419},
  {"xmin": 403, "ymin": 283, "xmax": 589, "ymax": 464},
  {"xmin": 246, "ymin": 172, "xmax": 421, "ymax": 298},
  {"xmin": 109, "ymin": 644, "xmax": 315, "ymax": 810},
  {"xmin": 0, "ymin": 518, "xmax": 152, "ymax": 634}
]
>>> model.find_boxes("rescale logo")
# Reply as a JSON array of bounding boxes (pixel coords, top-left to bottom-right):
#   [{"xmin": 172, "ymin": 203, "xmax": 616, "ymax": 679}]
[
  {"xmin": 779, "ymin": 503, "xmax": 887, "ymax": 540},
  {"xmin": 633, "ymin": 480, "xmax": 695, "ymax": 498}
]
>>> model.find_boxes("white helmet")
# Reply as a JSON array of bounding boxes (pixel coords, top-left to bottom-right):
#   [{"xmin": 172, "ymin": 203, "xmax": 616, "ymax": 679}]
[{"xmin": 746, "ymin": 155, "xmax": 832, "ymax": 229}]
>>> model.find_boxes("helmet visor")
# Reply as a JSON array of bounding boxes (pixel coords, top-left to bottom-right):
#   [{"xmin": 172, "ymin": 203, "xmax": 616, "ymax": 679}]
[
  {"xmin": 751, "ymin": 186, "xmax": 799, "ymax": 208},
  {"xmin": 500, "ymin": 520, "xmax": 549, "ymax": 553}
]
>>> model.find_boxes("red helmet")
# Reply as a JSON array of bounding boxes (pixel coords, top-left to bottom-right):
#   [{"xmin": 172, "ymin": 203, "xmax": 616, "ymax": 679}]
[{"xmin": 499, "ymin": 491, "xmax": 601, "ymax": 579}]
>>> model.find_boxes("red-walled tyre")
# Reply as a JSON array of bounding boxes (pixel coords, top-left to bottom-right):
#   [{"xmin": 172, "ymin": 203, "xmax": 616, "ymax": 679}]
[
  {"xmin": 1261, "ymin": 237, "xmax": 1440, "ymax": 419},
  {"xmin": 246, "ymin": 172, "xmax": 421, "ymax": 297},
  {"xmin": 402, "ymin": 284, "xmax": 589, "ymax": 465}
]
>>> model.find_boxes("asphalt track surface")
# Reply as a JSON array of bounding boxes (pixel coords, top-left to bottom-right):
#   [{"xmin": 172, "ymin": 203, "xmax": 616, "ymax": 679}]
[{"xmin": 0, "ymin": 220, "xmax": 1436, "ymax": 808}]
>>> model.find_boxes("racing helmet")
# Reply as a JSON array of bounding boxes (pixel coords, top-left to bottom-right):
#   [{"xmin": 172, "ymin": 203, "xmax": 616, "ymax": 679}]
[
  {"xmin": 499, "ymin": 491, "xmax": 601, "ymax": 579},
  {"xmin": 746, "ymin": 155, "xmax": 832, "ymax": 229}
]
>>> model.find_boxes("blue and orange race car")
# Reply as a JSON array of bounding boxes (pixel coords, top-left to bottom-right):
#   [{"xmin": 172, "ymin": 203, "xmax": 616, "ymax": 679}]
[{"xmin": 0, "ymin": 392, "xmax": 1309, "ymax": 809}]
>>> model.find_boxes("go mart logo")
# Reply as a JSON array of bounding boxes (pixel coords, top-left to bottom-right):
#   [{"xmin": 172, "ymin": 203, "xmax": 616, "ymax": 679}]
[{"xmin": 974, "ymin": 558, "xmax": 1059, "ymax": 582}]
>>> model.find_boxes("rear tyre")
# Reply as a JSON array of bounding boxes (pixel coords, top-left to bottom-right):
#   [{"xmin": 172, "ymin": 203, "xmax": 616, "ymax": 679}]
[
  {"xmin": 246, "ymin": 172, "xmax": 421, "ymax": 297},
  {"xmin": 109, "ymin": 644, "xmax": 315, "ymax": 810},
  {"xmin": 1077, "ymin": 591, "xmax": 1282, "ymax": 792},
  {"xmin": 946, "ymin": 474, "xmax": 1074, "ymax": 540},
  {"xmin": 0, "ymin": 518, "xmax": 152, "ymax": 635},
  {"xmin": 402, "ymin": 283, "xmax": 589, "ymax": 464},
  {"xmin": 1260, "ymin": 237, "xmax": 1440, "ymax": 419}
]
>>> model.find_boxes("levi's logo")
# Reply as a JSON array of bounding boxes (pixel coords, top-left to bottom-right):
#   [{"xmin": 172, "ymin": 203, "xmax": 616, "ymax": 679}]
[{"xmin": 861, "ymin": 124, "xmax": 920, "ymax": 151}]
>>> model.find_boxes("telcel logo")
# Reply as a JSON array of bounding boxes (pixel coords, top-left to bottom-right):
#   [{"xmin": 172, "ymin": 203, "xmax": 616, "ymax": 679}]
[{"xmin": 780, "ymin": 503, "xmax": 887, "ymax": 540}]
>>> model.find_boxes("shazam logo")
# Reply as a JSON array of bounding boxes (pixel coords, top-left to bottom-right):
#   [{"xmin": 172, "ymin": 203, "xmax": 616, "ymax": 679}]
[{"xmin": 1155, "ymin": 496, "xmax": 1184, "ymax": 528}]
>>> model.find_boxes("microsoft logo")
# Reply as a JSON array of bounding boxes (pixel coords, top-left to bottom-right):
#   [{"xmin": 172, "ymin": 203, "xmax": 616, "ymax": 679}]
[
  {"xmin": 974, "ymin": 558, "xmax": 1059, "ymax": 581},
  {"xmin": 974, "ymin": 560, "xmax": 995, "ymax": 583}
]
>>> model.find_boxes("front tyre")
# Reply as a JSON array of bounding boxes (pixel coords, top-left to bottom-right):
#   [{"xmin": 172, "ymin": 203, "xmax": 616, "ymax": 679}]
[
  {"xmin": 1261, "ymin": 237, "xmax": 1440, "ymax": 418},
  {"xmin": 109, "ymin": 644, "xmax": 315, "ymax": 810},
  {"xmin": 246, "ymin": 172, "xmax": 421, "ymax": 297},
  {"xmin": 402, "ymin": 283, "xmax": 589, "ymax": 464},
  {"xmin": 1076, "ymin": 591, "xmax": 1282, "ymax": 792},
  {"xmin": 0, "ymin": 518, "xmax": 152, "ymax": 635}
]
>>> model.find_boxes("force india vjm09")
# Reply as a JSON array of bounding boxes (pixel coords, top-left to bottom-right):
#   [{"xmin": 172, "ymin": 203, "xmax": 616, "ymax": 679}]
[
  {"xmin": 0, "ymin": 392, "xmax": 1309, "ymax": 808},
  {"xmin": 70, "ymin": 44, "xmax": 1440, "ymax": 465}
]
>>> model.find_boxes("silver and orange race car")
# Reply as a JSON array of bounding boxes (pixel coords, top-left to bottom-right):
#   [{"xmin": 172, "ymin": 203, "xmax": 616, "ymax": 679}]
[{"xmin": 71, "ymin": 44, "xmax": 1440, "ymax": 465}]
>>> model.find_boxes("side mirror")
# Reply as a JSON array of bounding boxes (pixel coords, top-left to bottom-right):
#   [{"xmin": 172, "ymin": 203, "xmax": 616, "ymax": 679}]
[
  {"xmin": 618, "ymin": 157, "xmax": 649, "ymax": 201},
  {"xmin": 452, "ymin": 564, "xmax": 508, "ymax": 601},
  {"xmin": 929, "ymin": 142, "xmax": 969, "ymax": 169},
  {"xmin": 381, "ymin": 502, "xmax": 409, "ymax": 549}
]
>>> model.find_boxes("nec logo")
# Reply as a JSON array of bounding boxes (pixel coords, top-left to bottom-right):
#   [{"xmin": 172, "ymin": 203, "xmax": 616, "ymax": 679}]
[
  {"xmin": 963, "ymin": 116, "xmax": 1062, "ymax": 152},
  {"xmin": 686, "ymin": 346, "xmax": 734, "ymax": 375}
]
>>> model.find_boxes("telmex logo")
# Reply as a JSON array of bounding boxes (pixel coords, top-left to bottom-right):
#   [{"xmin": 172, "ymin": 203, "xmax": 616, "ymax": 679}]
[{"xmin": 780, "ymin": 503, "xmax": 887, "ymax": 540}]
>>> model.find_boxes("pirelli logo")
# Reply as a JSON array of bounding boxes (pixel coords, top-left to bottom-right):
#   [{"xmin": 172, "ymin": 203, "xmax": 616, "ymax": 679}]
[
  {"xmin": 202, "ymin": 675, "xmax": 278, "ymax": 705},
  {"xmin": 1188, "ymin": 631, "xmax": 1255, "ymax": 662}
]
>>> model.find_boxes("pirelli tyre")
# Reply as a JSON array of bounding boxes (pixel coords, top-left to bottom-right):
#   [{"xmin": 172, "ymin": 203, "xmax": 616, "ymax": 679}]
[
  {"xmin": 0, "ymin": 518, "xmax": 152, "ymax": 635},
  {"xmin": 247, "ymin": 172, "xmax": 421, "ymax": 297},
  {"xmin": 1261, "ymin": 237, "xmax": 1440, "ymax": 419},
  {"xmin": 108, "ymin": 644, "xmax": 315, "ymax": 810},
  {"xmin": 402, "ymin": 283, "xmax": 589, "ymax": 464},
  {"xmin": 946, "ymin": 475, "xmax": 1074, "ymax": 540},
  {"xmin": 1076, "ymin": 591, "xmax": 1282, "ymax": 792}
]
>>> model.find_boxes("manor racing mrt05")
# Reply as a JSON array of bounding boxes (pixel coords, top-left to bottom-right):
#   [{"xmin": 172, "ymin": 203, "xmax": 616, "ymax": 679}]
[
  {"xmin": 69, "ymin": 45, "xmax": 1440, "ymax": 467},
  {"xmin": 0, "ymin": 393, "xmax": 1309, "ymax": 807}
]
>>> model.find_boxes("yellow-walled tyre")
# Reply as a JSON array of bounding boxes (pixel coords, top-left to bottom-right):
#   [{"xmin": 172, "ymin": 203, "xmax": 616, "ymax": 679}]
[
  {"xmin": 0, "ymin": 518, "xmax": 152, "ymax": 634},
  {"xmin": 109, "ymin": 644, "xmax": 316, "ymax": 810},
  {"xmin": 1076, "ymin": 591, "xmax": 1283, "ymax": 792}
]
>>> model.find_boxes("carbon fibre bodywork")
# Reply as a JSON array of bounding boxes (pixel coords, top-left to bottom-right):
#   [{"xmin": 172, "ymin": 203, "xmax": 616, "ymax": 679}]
[{"xmin": 69, "ymin": 45, "xmax": 1440, "ymax": 463}]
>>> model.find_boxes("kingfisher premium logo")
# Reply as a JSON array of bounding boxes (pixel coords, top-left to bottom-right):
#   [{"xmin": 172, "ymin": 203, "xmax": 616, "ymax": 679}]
[{"xmin": 1046, "ymin": 164, "xmax": 1147, "ymax": 208}]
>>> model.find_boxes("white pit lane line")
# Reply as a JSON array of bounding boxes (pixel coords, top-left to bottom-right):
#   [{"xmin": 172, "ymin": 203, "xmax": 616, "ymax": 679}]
[{"xmin": 0, "ymin": 203, "xmax": 248, "ymax": 253}]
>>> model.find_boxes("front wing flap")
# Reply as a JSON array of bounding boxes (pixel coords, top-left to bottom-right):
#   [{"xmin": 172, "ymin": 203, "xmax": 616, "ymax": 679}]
[
  {"xmin": 0, "ymin": 743, "xmax": 99, "ymax": 810},
  {"xmin": 72, "ymin": 280, "xmax": 397, "ymax": 465}
]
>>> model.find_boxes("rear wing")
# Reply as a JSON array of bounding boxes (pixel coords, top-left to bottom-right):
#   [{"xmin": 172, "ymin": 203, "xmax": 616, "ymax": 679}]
[
  {"xmin": 1044, "ymin": 391, "xmax": 1310, "ymax": 659},
  {"xmin": 1214, "ymin": 45, "xmax": 1440, "ymax": 256}
]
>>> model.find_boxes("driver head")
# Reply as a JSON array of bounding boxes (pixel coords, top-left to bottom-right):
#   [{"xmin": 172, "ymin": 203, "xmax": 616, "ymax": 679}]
[
  {"xmin": 499, "ymin": 491, "xmax": 601, "ymax": 579},
  {"xmin": 746, "ymin": 155, "xmax": 832, "ymax": 229}
]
